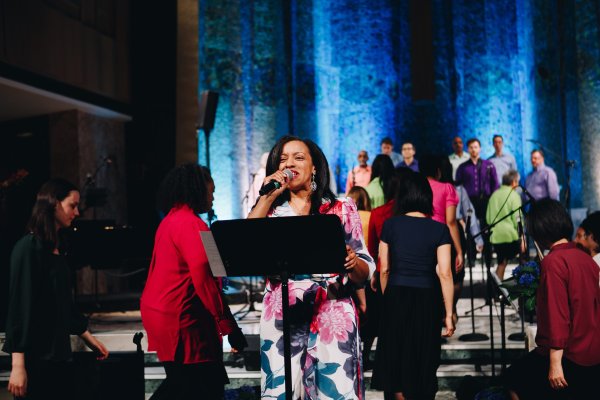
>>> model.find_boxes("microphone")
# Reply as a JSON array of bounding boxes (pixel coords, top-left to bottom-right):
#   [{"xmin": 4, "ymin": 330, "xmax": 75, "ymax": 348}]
[
  {"xmin": 259, "ymin": 169, "xmax": 293, "ymax": 195},
  {"xmin": 518, "ymin": 185, "xmax": 536, "ymax": 202}
]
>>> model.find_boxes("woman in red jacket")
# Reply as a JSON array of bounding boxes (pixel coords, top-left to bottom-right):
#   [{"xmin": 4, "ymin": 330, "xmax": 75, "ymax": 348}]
[{"xmin": 141, "ymin": 164, "xmax": 246, "ymax": 399}]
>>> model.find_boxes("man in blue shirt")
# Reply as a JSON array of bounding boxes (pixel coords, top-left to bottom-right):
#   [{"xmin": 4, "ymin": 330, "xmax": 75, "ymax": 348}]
[
  {"xmin": 488, "ymin": 135, "xmax": 517, "ymax": 183},
  {"xmin": 525, "ymin": 149, "xmax": 560, "ymax": 200},
  {"xmin": 397, "ymin": 142, "xmax": 419, "ymax": 172},
  {"xmin": 380, "ymin": 137, "xmax": 402, "ymax": 168}
]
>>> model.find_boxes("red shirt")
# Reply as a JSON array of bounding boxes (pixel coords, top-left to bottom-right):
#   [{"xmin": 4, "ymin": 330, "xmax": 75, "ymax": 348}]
[
  {"xmin": 368, "ymin": 200, "xmax": 395, "ymax": 271},
  {"xmin": 140, "ymin": 206, "xmax": 237, "ymax": 363},
  {"xmin": 535, "ymin": 242, "xmax": 600, "ymax": 366}
]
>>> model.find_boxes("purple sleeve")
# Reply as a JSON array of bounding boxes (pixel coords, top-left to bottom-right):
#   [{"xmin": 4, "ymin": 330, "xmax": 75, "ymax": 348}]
[
  {"xmin": 547, "ymin": 169, "xmax": 560, "ymax": 200},
  {"xmin": 455, "ymin": 164, "xmax": 464, "ymax": 185},
  {"xmin": 489, "ymin": 162, "xmax": 499, "ymax": 192}
]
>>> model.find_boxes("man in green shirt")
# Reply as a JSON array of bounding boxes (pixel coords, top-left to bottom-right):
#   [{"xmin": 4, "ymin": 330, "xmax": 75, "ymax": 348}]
[{"xmin": 486, "ymin": 170, "xmax": 523, "ymax": 279}]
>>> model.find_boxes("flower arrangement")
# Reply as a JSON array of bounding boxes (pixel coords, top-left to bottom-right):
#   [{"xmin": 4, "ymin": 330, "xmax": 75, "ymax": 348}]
[{"xmin": 502, "ymin": 260, "xmax": 540, "ymax": 312}]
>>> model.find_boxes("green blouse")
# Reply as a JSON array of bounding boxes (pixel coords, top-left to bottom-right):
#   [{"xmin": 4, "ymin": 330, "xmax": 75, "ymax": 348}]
[
  {"xmin": 366, "ymin": 177, "xmax": 385, "ymax": 209},
  {"xmin": 2, "ymin": 234, "xmax": 87, "ymax": 361}
]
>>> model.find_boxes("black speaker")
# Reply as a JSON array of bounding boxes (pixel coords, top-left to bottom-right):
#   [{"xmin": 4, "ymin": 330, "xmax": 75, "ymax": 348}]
[
  {"xmin": 198, "ymin": 90, "xmax": 219, "ymax": 132},
  {"xmin": 72, "ymin": 350, "xmax": 145, "ymax": 400}
]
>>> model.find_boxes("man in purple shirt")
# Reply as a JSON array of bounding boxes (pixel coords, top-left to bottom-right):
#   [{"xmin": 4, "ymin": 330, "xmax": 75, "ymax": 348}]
[
  {"xmin": 455, "ymin": 138, "xmax": 499, "ymax": 220},
  {"xmin": 525, "ymin": 149, "xmax": 560, "ymax": 201}
]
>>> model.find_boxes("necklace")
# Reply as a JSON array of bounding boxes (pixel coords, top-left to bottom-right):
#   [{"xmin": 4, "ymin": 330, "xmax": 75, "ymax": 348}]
[{"xmin": 289, "ymin": 199, "xmax": 311, "ymax": 215}]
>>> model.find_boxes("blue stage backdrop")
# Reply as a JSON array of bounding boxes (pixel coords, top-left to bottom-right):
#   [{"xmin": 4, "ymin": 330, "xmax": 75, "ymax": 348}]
[{"xmin": 199, "ymin": 0, "xmax": 598, "ymax": 220}]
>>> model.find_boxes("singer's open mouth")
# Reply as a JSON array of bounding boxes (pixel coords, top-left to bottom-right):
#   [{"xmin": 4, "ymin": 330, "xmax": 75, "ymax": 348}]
[{"xmin": 291, "ymin": 170, "xmax": 299, "ymax": 179}]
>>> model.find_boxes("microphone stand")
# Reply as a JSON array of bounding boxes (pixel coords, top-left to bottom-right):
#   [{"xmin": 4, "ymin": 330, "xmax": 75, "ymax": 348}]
[
  {"xmin": 469, "ymin": 198, "xmax": 533, "ymax": 376},
  {"xmin": 458, "ymin": 211, "xmax": 490, "ymax": 342},
  {"xmin": 200, "ymin": 126, "xmax": 213, "ymax": 226},
  {"xmin": 508, "ymin": 211, "xmax": 527, "ymax": 342}
]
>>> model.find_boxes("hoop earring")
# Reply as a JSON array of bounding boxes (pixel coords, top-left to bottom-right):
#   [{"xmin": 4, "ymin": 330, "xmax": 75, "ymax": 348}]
[{"xmin": 311, "ymin": 172, "xmax": 317, "ymax": 192}]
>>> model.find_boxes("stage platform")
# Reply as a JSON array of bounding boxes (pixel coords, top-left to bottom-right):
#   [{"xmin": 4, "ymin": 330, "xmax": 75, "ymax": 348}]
[{"xmin": 0, "ymin": 261, "xmax": 529, "ymax": 399}]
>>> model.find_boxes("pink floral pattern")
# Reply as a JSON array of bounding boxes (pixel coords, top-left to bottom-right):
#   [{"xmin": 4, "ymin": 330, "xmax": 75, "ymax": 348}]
[
  {"xmin": 260, "ymin": 198, "xmax": 374, "ymax": 399},
  {"xmin": 262, "ymin": 282, "xmax": 297, "ymax": 321},
  {"xmin": 314, "ymin": 301, "xmax": 354, "ymax": 344}
]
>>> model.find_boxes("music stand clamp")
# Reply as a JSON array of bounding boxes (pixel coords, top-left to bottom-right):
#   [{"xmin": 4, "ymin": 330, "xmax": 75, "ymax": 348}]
[{"xmin": 209, "ymin": 215, "xmax": 347, "ymax": 400}]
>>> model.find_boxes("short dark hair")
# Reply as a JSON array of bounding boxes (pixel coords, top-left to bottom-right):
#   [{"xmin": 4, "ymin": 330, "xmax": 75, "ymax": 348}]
[
  {"xmin": 158, "ymin": 163, "xmax": 213, "ymax": 215},
  {"xmin": 381, "ymin": 137, "xmax": 393, "ymax": 145},
  {"xmin": 493, "ymin": 135, "xmax": 503, "ymax": 142},
  {"xmin": 348, "ymin": 186, "xmax": 371, "ymax": 211},
  {"xmin": 265, "ymin": 135, "xmax": 337, "ymax": 215},
  {"xmin": 466, "ymin": 138, "xmax": 480, "ymax": 147},
  {"xmin": 402, "ymin": 141, "xmax": 415, "ymax": 150},
  {"xmin": 526, "ymin": 199, "xmax": 573, "ymax": 250},
  {"xmin": 531, "ymin": 149, "xmax": 544, "ymax": 158},
  {"xmin": 502, "ymin": 169, "xmax": 520, "ymax": 186},
  {"xmin": 580, "ymin": 211, "xmax": 600, "ymax": 252},
  {"xmin": 28, "ymin": 178, "xmax": 79, "ymax": 247},
  {"xmin": 393, "ymin": 172, "xmax": 433, "ymax": 216}
]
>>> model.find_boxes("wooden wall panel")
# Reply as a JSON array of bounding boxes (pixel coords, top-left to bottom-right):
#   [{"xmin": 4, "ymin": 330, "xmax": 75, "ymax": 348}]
[{"xmin": 1, "ymin": 0, "xmax": 130, "ymax": 103}]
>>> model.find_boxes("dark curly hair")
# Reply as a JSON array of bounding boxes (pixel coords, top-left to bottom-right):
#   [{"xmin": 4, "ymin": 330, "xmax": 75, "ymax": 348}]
[
  {"xmin": 157, "ymin": 163, "xmax": 213, "ymax": 215},
  {"xmin": 265, "ymin": 135, "xmax": 337, "ymax": 215},
  {"xmin": 28, "ymin": 178, "xmax": 79, "ymax": 247}
]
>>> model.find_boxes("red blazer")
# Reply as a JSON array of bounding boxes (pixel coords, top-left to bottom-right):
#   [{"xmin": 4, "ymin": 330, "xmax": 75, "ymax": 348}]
[{"xmin": 141, "ymin": 205, "xmax": 237, "ymax": 363}]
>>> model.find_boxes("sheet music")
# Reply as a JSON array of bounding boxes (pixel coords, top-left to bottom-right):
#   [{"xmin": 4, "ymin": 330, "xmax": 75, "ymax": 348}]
[{"xmin": 200, "ymin": 231, "xmax": 228, "ymax": 277}]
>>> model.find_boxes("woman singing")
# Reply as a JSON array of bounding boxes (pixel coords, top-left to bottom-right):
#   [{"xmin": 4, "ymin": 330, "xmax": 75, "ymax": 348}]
[
  {"xmin": 249, "ymin": 136, "xmax": 375, "ymax": 399},
  {"xmin": 3, "ymin": 179, "xmax": 109, "ymax": 399},
  {"xmin": 141, "ymin": 164, "xmax": 246, "ymax": 399}
]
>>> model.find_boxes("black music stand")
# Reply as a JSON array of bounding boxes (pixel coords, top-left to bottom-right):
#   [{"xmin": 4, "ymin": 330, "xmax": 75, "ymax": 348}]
[{"xmin": 209, "ymin": 215, "xmax": 347, "ymax": 400}]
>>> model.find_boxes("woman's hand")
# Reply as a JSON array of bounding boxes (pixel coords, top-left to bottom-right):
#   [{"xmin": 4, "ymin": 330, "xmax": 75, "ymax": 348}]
[
  {"xmin": 80, "ymin": 331, "xmax": 109, "ymax": 360},
  {"xmin": 249, "ymin": 170, "xmax": 291, "ymax": 218},
  {"xmin": 345, "ymin": 245, "xmax": 358, "ymax": 271},
  {"xmin": 455, "ymin": 252, "xmax": 464, "ymax": 273},
  {"xmin": 442, "ymin": 315, "xmax": 455, "ymax": 337},
  {"xmin": 370, "ymin": 272, "xmax": 379, "ymax": 292},
  {"xmin": 228, "ymin": 327, "xmax": 248, "ymax": 353},
  {"xmin": 548, "ymin": 352, "xmax": 568, "ymax": 390},
  {"xmin": 261, "ymin": 170, "xmax": 290, "ymax": 199},
  {"xmin": 8, "ymin": 365, "xmax": 27, "ymax": 398}
]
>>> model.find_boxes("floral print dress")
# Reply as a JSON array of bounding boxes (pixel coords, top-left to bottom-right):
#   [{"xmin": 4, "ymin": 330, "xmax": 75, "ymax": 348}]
[{"xmin": 260, "ymin": 198, "xmax": 375, "ymax": 400}]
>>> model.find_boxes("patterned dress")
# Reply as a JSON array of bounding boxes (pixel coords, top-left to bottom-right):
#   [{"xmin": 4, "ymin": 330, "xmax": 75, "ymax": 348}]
[{"xmin": 260, "ymin": 199, "xmax": 375, "ymax": 400}]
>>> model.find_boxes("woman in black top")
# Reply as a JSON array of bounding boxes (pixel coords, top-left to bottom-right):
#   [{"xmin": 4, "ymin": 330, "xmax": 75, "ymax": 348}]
[
  {"xmin": 3, "ymin": 179, "xmax": 109, "ymax": 399},
  {"xmin": 371, "ymin": 172, "xmax": 455, "ymax": 400}
]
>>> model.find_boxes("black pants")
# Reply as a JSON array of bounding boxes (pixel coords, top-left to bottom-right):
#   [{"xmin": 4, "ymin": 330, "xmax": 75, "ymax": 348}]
[
  {"xmin": 503, "ymin": 350, "xmax": 600, "ymax": 400},
  {"xmin": 150, "ymin": 361, "xmax": 228, "ymax": 400}
]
